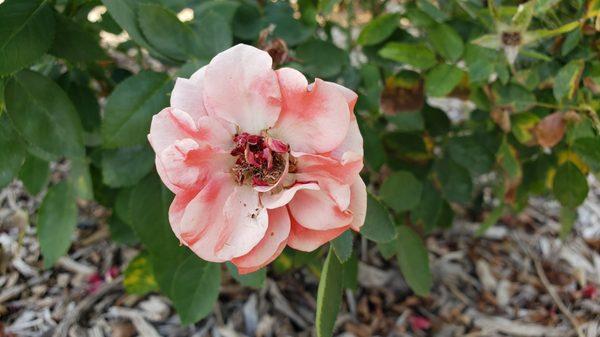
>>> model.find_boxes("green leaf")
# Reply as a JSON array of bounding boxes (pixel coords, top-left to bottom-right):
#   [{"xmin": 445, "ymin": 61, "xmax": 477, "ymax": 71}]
[
  {"xmin": 226, "ymin": 262, "xmax": 266, "ymax": 288},
  {"xmin": 553, "ymin": 161, "xmax": 588, "ymax": 208},
  {"xmin": 232, "ymin": 2, "xmax": 263, "ymax": 40},
  {"xmin": 411, "ymin": 182, "xmax": 452, "ymax": 232},
  {"xmin": 101, "ymin": 145, "xmax": 154, "ymax": 188},
  {"xmin": 511, "ymin": 1, "xmax": 535, "ymax": 31},
  {"xmin": 296, "ymin": 39, "xmax": 347, "ymax": 78},
  {"xmin": 497, "ymin": 139, "xmax": 522, "ymax": 180},
  {"xmin": 427, "ymin": 23, "xmax": 464, "ymax": 62},
  {"xmin": 559, "ymin": 207, "xmax": 577, "ymax": 239},
  {"xmin": 511, "ymin": 112, "xmax": 540, "ymax": 145},
  {"xmin": 264, "ymin": 2, "xmax": 314, "ymax": 46},
  {"xmin": 124, "ymin": 251, "xmax": 159, "ymax": 295},
  {"xmin": 395, "ymin": 226, "xmax": 432, "ymax": 296},
  {"xmin": 494, "ymin": 83, "xmax": 536, "ymax": 112},
  {"xmin": 57, "ymin": 74, "xmax": 101, "ymax": 135},
  {"xmin": 102, "ymin": 71, "xmax": 171, "ymax": 148},
  {"xmin": 424, "ymin": 63, "xmax": 464, "ymax": 97},
  {"xmin": 4, "ymin": 70, "xmax": 85, "ymax": 160},
  {"xmin": 331, "ymin": 230, "xmax": 353, "ymax": 263},
  {"xmin": 161, "ymin": 254, "xmax": 221, "ymax": 325},
  {"xmin": 191, "ymin": 11, "xmax": 233, "ymax": 59},
  {"xmin": 316, "ymin": 246, "xmax": 344, "ymax": 337},
  {"xmin": 18, "ymin": 154, "xmax": 49, "ymax": 195},
  {"xmin": 361, "ymin": 193, "xmax": 397, "ymax": 243},
  {"xmin": 37, "ymin": 181, "xmax": 77, "ymax": 268},
  {"xmin": 472, "ymin": 34, "xmax": 501, "ymax": 49},
  {"xmin": 49, "ymin": 14, "xmax": 107, "ymax": 63},
  {"xmin": 0, "ymin": 0, "xmax": 55, "ymax": 75},
  {"xmin": 129, "ymin": 175, "xmax": 175, "ymax": 254},
  {"xmin": 573, "ymin": 137, "xmax": 600, "ymax": 172},
  {"xmin": 434, "ymin": 157, "xmax": 473, "ymax": 204},
  {"xmin": 138, "ymin": 3, "xmax": 196, "ymax": 61},
  {"xmin": 357, "ymin": 13, "xmax": 399, "ymax": 46},
  {"xmin": 447, "ymin": 135, "xmax": 495, "ymax": 176},
  {"xmin": 464, "ymin": 43, "xmax": 497, "ymax": 83},
  {"xmin": 553, "ymin": 59, "xmax": 584, "ymax": 101},
  {"xmin": 108, "ymin": 214, "xmax": 138, "ymax": 245},
  {"xmin": 380, "ymin": 171, "xmax": 423, "ymax": 212},
  {"xmin": 0, "ymin": 116, "xmax": 26, "ymax": 188},
  {"xmin": 379, "ymin": 42, "xmax": 437, "ymax": 70},
  {"xmin": 69, "ymin": 158, "xmax": 94, "ymax": 200},
  {"xmin": 101, "ymin": 0, "xmax": 166, "ymax": 57}
]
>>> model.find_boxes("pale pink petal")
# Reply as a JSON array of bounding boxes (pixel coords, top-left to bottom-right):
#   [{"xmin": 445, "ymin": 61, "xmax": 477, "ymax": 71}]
[
  {"xmin": 155, "ymin": 156, "xmax": 183, "ymax": 194},
  {"xmin": 157, "ymin": 139, "xmax": 233, "ymax": 193},
  {"xmin": 329, "ymin": 119, "xmax": 364, "ymax": 164},
  {"xmin": 178, "ymin": 175, "xmax": 269, "ymax": 262},
  {"xmin": 348, "ymin": 177, "xmax": 367, "ymax": 231},
  {"xmin": 322, "ymin": 80, "xmax": 358, "ymax": 112},
  {"xmin": 287, "ymin": 214, "xmax": 349, "ymax": 252},
  {"xmin": 287, "ymin": 189, "xmax": 352, "ymax": 231},
  {"xmin": 148, "ymin": 107, "xmax": 198, "ymax": 154},
  {"xmin": 168, "ymin": 189, "xmax": 198, "ymax": 240},
  {"xmin": 203, "ymin": 44, "xmax": 281, "ymax": 134},
  {"xmin": 231, "ymin": 207, "xmax": 291, "ymax": 274},
  {"xmin": 195, "ymin": 116, "xmax": 235, "ymax": 150},
  {"xmin": 272, "ymin": 68, "xmax": 350, "ymax": 154},
  {"xmin": 158, "ymin": 139, "xmax": 203, "ymax": 190},
  {"xmin": 170, "ymin": 77, "xmax": 208, "ymax": 119},
  {"xmin": 260, "ymin": 182, "xmax": 319, "ymax": 209}
]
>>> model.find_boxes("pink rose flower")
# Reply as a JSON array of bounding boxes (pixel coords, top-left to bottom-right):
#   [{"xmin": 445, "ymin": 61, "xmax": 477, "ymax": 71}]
[{"xmin": 148, "ymin": 44, "xmax": 366, "ymax": 274}]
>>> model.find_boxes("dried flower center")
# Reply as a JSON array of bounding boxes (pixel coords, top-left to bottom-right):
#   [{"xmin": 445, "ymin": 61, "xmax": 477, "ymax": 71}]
[
  {"xmin": 230, "ymin": 132, "xmax": 290, "ymax": 187},
  {"xmin": 501, "ymin": 31, "xmax": 522, "ymax": 46}
]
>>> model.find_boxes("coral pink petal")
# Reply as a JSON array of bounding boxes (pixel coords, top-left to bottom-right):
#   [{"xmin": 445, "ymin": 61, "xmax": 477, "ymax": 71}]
[
  {"xmin": 287, "ymin": 214, "xmax": 349, "ymax": 252},
  {"xmin": 322, "ymin": 80, "xmax": 358, "ymax": 112},
  {"xmin": 178, "ymin": 175, "xmax": 268, "ymax": 262},
  {"xmin": 272, "ymin": 68, "xmax": 350, "ymax": 154},
  {"xmin": 203, "ymin": 44, "xmax": 281, "ymax": 134},
  {"xmin": 287, "ymin": 189, "xmax": 353, "ymax": 231},
  {"xmin": 260, "ymin": 182, "xmax": 320, "ymax": 209},
  {"xmin": 231, "ymin": 207, "xmax": 291, "ymax": 274},
  {"xmin": 349, "ymin": 177, "xmax": 367, "ymax": 231},
  {"xmin": 294, "ymin": 151, "xmax": 363, "ymax": 186}
]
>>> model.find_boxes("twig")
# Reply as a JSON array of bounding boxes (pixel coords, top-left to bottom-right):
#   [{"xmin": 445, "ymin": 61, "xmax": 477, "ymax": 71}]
[
  {"xmin": 52, "ymin": 275, "xmax": 123, "ymax": 337},
  {"xmin": 531, "ymin": 256, "xmax": 585, "ymax": 337}
]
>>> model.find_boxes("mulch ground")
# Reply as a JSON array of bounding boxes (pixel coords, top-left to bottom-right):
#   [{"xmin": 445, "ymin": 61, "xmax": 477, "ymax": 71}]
[{"xmin": 1, "ymin": 178, "xmax": 599, "ymax": 337}]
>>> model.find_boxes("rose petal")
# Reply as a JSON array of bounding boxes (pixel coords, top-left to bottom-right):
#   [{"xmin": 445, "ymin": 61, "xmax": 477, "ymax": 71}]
[
  {"xmin": 260, "ymin": 182, "xmax": 320, "ymax": 209},
  {"xmin": 203, "ymin": 44, "xmax": 281, "ymax": 134},
  {"xmin": 349, "ymin": 176, "xmax": 367, "ymax": 231},
  {"xmin": 178, "ymin": 175, "xmax": 269, "ymax": 262},
  {"xmin": 329, "ymin": 118, "xmax": 364, "ymax": 164},
  {"xmin": 231, "ymin": 206, "xmax": 291, "ymax": 274},
  {"xmin": 322, "ymin": 80, "xmax": 358, "ymax": 113},
  {"xmin": 272, "ymin": 68, "xmax": 350, "ymax": 154},
  {"xmin": 287, "ymin": 214, "xmax": 349, "ymax": 251},
  {"xmin": 287, "ymin": 189, "xmax": 352, "ymax": 231}
]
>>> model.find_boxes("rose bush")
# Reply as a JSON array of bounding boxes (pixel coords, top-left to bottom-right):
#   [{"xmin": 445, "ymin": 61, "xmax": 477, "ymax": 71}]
[{"xmin": 0, "ymin": 0, "xmax": 599, "ymax": 335}]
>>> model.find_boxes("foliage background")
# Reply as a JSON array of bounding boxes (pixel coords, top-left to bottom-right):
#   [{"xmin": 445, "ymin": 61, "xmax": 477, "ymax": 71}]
[{"xmin": 0, "ymin": 0, "xmax": 599, "ymax": 334}]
